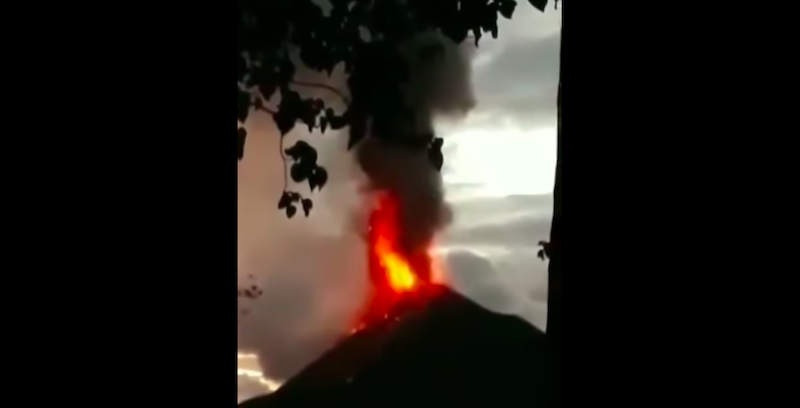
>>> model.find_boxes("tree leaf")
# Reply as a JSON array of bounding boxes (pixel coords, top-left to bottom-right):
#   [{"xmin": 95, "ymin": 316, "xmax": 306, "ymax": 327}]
[
  {"xmin": 301, "ymin": 198, "xmax": 313, "ymax": 217},
  {"xmin": 287, "ymin": 192, "xmax": 301, "ymax": 203},
  {"xmin": 308, "ymin": 166, "xmax": 328, "ymax": 191},
  {"xmin": 428, "ymin": 137, "xmax": 444, "ymax": 171},
  {"xmin": 538, "ymin": 240, "xmax": 551, "ymax": 259},
  {"xmin": 320, "ymin": 116, "xmax": 328, "ymax": 133},
  {"xmin": 240, "ymin": 0, "xmax": 505, "ymax": 220},
  {"xmin": 481, "ymin": 14, "xmax": 499, "ymax": 39},
  {"xmin": 498, "ymin": 0, "xmax": 517, "ymax": 19},
  {"xmin": 273, "ymin": 110, "xmax": 296, "ymax": 136},
  {"xmin": 284, "ymin": 141, "xmax": 317, "ymax": 163},
  {"xmin": 259, "ymin": 82, "xmax": 276, "ymax": 101},
  {"xmin": 238, "ymin": 127, "xmax": 247, "ymax": 160},
  {"xmin": 291, "ymin": 162, "xmax": 313, "ymax": 182},
  {"xmin": 528, "ymin": 0, "xmax": 548, "ymax": 12},
  {"xmin": 326, "ymin": 108, "xmax": 348, "ymax": 131},
  {"xmin": 329, "ymin": 113, "xmax": 347, "ymax": 131},
  {"xmin": 280, "ymin": 88, "xmax": 302, "ymax": 111},
  {"xmin": 472, "ymin": 27, "xmax": 482, "ymax": 47},
  {"xmin": 277, "ymin": 192, "xmax": 292, "ymax": 210}
]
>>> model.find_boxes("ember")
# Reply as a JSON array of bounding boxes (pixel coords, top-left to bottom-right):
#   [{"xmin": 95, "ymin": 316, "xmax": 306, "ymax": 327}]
[{"xmin": 353, "ymin": 193, "xmax": 441, "ymax": 329}]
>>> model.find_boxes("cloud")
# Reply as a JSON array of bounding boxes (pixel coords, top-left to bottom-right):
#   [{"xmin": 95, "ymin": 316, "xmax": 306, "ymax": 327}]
[
  {"xmin": 472, "ymin": 34, "xmax": 560, "ymax": 127},
  {"xmin": 238, "ymin": 99, "xmax": 370, "ymax": 381},
  {"xmin": 467, "ymin": 6, "xmax": 561, "ymax": 127},
  {"xmin": 499, "ymin": 3, "xmax": 562, "ymax": 42},
  {"xmin": 429, "ymin": 6, "xmax": 560, "ymax": 332},
  {"xmin": 441, "ymin": 245, "xmax": 549, "ymax": 330},
  {"xmin": 237, "ymin": 375, "xmax": 273, "ymax": 403},
  {"xmin": 447, "ymin": 207, "xmax": 552, "ymax": 248},
  {"xmin": 440, "ymin": 194, "xmax": 552, "ymax": 330}
]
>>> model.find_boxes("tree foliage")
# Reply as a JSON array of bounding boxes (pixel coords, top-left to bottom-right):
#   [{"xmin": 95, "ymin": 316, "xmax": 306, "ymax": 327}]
[{"xmin": 237, "ymin": 0, "xmax": 550, "ymax": 217}]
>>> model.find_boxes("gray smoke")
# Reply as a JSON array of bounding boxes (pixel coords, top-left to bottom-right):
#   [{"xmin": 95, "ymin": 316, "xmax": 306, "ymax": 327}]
[
  {"xmin": 237, "ymin": 64, "xmax": 367, "ymax": 383},
  {"xmin": 355, "ymin": 32, "xmax": 476, "ymax": 256},
  {"xmin": 237, "ymin": 32, "xmax": 477, "ymax": 386}
]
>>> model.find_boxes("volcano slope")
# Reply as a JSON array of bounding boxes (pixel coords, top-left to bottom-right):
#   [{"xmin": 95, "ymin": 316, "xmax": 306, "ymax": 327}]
[{"xmin": 239, "ymin": 285, "xmax": 547, "ymax": 407}]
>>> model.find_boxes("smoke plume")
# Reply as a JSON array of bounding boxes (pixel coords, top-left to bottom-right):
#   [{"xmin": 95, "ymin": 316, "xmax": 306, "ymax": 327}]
[
  {"xmin": 237, "ymin": 31, "xmax": 476, "ymax": 385},
  {"xmin": 238, "ymin": 108, "xmax": 368, "ymax": 382},
  {"xmin": 355, "ymin": 32, "xmax": 475, "ymax": 260}
]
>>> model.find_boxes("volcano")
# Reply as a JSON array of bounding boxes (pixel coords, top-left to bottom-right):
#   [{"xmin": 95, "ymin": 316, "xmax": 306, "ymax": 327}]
[{"xmin": 238, "ymin": 286, "xmax": 547, "ymax": 408}]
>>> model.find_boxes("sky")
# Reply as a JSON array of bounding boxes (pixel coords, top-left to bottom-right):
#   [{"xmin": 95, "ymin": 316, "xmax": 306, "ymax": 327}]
[{"xmin": 237, "ymin": 4, "xmax": 561, "ymax": 403}]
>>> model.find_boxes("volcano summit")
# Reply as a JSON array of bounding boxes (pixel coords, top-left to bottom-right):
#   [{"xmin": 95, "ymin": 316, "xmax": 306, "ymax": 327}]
[{"xmin": 239, "ymin": 286, "xmax": 547, "ymax": 408}]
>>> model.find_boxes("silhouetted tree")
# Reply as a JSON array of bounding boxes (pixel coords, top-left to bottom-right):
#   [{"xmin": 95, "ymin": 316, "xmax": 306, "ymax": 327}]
[
  {"xmin": 546, "ymin": 19, "xmax": 562, "ymax": 407},
  {"xmin": 237, "ymin": 0, "xmax": 550, "ymax": 216}
]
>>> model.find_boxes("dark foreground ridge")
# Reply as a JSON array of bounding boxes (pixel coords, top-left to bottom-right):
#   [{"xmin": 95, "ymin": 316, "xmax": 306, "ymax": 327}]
[{"xmin": 239, "ymin": 285, "xmax": 546, "ymax": 407}]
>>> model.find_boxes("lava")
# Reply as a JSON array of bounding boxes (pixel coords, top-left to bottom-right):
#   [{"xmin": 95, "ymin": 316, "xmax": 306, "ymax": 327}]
[{"xmin": 353, "ymin": 193, "xmax": 440, "ymax": 330}]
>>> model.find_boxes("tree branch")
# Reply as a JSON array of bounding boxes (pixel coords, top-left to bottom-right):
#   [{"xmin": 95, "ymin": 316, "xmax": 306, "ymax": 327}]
[
  {"xmin": 291, "ymin": 80, "xmax": 351, "ymax": 105},
  {"xmin": 257, "ymin": 105, "xmax": 277, "ymax": 115}
]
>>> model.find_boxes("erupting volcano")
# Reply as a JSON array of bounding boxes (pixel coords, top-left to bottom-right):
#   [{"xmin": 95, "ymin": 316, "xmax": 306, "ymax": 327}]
[
  {"xmin": 353, "ymin": 192, "xmax": 444, "ymax": 330},
  {"xmin": 241, "ymin": 191, "xmax": 547, "ymax": 408}
]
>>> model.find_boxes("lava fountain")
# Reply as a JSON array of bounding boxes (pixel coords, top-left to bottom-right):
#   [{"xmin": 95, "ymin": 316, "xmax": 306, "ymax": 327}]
[{"xmin": 353, "ymin": 192, "xmax": 445, "ymax": 330}]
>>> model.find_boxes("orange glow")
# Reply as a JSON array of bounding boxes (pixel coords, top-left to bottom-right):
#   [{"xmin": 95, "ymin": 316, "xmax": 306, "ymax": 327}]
[
  {"xmin": 352, "ymin": 192, "xmax": 440, "ymax": 329},
  {"xmin": 428, "ymin": 246, "xmax": 448, "ymax": 285},
  {"xmin": 374, "ymin": 234, "xmax": 418, "ymax": 293}
]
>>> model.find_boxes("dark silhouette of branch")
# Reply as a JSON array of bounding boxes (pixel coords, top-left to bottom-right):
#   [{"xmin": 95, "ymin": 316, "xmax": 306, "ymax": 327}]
[
  {"xmin": 238, "ymin": 0, "xmax": 549, "ymax": 219},
  {"xmin": 250, "ymin": 101, "xmax": 287, "ymax": 190},
  {"xmin": 291, "ymin": 80, "xmax": 351, "ymax": 105},
  {"xmin": 537, "ymin": 241, "xmax": 551, "ymax": 260},
  {"xmin": 257, "ymin": 105, "xmax": 277, "ymax": 115}
]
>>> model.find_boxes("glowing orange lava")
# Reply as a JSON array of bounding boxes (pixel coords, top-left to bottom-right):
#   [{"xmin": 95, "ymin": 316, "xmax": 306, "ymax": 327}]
[
  {"xmin": 374, "ymin": 233, "xmax": 419, "ymax": 293},
  {"xmin": 352, "ymin": 192, "xmax": 439, "ymax": 330}
]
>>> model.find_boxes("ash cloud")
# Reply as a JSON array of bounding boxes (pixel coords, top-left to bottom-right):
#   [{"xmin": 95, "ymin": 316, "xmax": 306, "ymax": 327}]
[
  {"xmin": 238, "ymin": 30, "xmax": 479, "ymax": 383},
  {"xmin": 238, "ymin": 83, "xmax": 368, "ymax": 382},
  {"xmin": 355, "ymin": 32, "xmax": 476, "ymax": 258}
]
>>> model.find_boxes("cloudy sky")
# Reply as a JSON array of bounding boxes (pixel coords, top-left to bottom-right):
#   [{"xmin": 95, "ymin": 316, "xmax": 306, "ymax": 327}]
[{"xmin": 237, "ymin": 4, "xmax": 561, "ymax": 403}]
